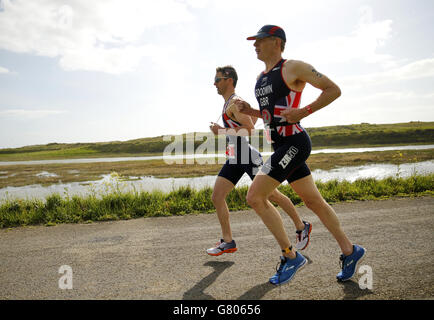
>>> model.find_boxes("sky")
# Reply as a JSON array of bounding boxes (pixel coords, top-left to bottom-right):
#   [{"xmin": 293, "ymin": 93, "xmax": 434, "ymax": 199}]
[{"xmin": 0, "ymin": 0, "xmax": 433, "ymax": 149}]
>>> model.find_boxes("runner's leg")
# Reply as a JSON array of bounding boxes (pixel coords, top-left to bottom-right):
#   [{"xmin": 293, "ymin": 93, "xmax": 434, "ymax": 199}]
[
  {"xmin": 268, "ymin": 189, "xmax": 305, "ymax": 231},
  {"xmin": 290, "ymin": 174, "xmax": 353, "ymax": 256},
  {"xmin": 246, "ymin": 173, "xmax": 296, "ymax": 259},
  {"xmin": 212, "ymin": 176, "xmax": 235, "ymax": 243}
]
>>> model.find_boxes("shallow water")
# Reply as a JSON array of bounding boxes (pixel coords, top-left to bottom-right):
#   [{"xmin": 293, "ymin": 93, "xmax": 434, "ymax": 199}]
[
  {"xmin": 0, "ymin": 144, "xmax": 433, "ymax": 166},
  {"xmin": 1, "ymin": 160, "xmax": 432, "ymax": 201}
]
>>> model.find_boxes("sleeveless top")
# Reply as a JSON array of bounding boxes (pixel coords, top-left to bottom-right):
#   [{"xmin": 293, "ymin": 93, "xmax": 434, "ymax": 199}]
[
  {"xmin": 254, "ymin": 59, "xmax": 305, "ymax": 145},
  {"xmin": 221, "ymin": 94, "xmax": 261, "ymax": 163}
]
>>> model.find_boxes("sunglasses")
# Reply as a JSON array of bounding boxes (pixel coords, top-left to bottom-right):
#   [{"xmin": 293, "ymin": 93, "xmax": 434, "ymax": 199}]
[{"xmin": 214, "ymin": 76, "xmax": 229, "ymax": 83}]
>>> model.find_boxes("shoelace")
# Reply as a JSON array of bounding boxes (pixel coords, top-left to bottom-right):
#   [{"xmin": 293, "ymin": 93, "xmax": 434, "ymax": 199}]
[
  {"xmin": 215, "ymin": 240, "xmax": 225, "ymax": 251},
  {"xmin": 339, "ymin": 254, "xmax": 346, "ymax": 270},
  {"xmin": 296, "ymin": 231, "xmax": 302, "ymax": 242},
  {"xmin": 216, "ymin": 240, "xmax": 233, "ymax": 251},
  {"xmin": 274, "ymin": 258, "xmax": 287, "ymax": 286},
  {"xmin": 275, "ymin": 260, "xmax": 284, "ymax": 274}
]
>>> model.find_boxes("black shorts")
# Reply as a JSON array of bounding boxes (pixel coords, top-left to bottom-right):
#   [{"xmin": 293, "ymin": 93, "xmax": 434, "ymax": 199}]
[
  {"xmin": 218, "ymin": 148, "xmax": 263, "ymax": 186},
  {"xmin": 262, "ymin": 130, "xmax": 312, "ymax": 184}
]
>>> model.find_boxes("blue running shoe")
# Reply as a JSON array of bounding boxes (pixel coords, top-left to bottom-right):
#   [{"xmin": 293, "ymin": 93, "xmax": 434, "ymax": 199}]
[
  {"xmin": 336, "ymin": 244, "xmax": 366, "ymax": 281},
  {"xmin": 269, "ymin": 252, "xmax": 307, "ymax": 285}
]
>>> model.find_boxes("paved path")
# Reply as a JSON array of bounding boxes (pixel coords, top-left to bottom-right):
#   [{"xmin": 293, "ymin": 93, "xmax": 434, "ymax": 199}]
[{"xmin": 1, "ymin": 196, "xmax": 433, "ymax": 300}]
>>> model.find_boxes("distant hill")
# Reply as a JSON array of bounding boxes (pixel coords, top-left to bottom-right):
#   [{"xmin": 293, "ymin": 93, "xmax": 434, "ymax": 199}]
[
  {"xmin": 305, "ymin": 121, "xmax": 434, "ymax": 148},
  {"xmin": 0, "ymin": 122, "xmax": 433, "ymax": 161}
]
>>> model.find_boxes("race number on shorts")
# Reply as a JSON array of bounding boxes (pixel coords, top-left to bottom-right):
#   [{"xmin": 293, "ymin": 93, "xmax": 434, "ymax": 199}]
[
  {"xmin": 264, "ymin": 127, "xmax": 274, "ymax": 144},
  {"xmin": 226, "ymin": 143, "xmax": 235, "ymax": 159}
]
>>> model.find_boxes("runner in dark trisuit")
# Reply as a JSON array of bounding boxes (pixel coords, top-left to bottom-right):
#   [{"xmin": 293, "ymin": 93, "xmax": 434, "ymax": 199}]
[
  {"xmin": 236, "ymin": 25, "xmax": 366, "ymax": 285},
  {"xmin": 206, "ymin": 65, "xmax": 312, "ymax": 257}
]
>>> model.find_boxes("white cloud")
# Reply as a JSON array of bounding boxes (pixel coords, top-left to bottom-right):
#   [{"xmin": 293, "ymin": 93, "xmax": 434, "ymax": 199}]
[
  {"xmin": 301, "ymin": 88, "xmax": 434, "ymax": 128},
  {"xmin": 0, "ymin": 109, "xmax": 67, "ymax": 119},
  {"xmin": 0, "ymin": 66, "xmax": 10, "ymax": 74},
  {"xmin": 0, "ymin": 0, "xmax": 195, "ymax": 74},
  {"xmin": 58, "ymin": 43, "xmax": 168, "ymax": 74},
  {"xmin": 291, "ymin": 5, "xmax": 394, "ymax": 67},
  {"xmin": 1, "ymin": 0, "xmax": 433, "ymax": 148},
  {"xmin": 345, "ymin": 90, "xmax": 434, "ymax": 104},
  {"xmin": 340, "ymin": 58, "xmax": 434, "ymax": 88}
]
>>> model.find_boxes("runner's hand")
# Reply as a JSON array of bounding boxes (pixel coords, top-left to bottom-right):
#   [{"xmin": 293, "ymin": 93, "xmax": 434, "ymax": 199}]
[
  {"xmin": 209, "ymin": 122, "xmax": 224, "ymax": 135},
  {"xmin": 281, "ymin": 108, "xmax": 306, "ymax": 123}
]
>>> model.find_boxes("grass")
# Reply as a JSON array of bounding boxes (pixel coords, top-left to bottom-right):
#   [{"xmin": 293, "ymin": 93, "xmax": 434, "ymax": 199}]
[{"xmin": 1, "ymin": 174, "xmax": 433, "ymax": 228}]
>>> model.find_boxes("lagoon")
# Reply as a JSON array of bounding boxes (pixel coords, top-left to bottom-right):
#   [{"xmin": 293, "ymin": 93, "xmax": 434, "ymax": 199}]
[
  {"xmin": 0, "ymin": 144, "xmax": 433, "ymax": 166},
  {"xmin": 1, "ymin": 160, "xmax": 432, "ymax": 202}
]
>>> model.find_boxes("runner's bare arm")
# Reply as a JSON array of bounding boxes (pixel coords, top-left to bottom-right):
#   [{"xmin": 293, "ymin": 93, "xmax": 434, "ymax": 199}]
[
  {"xmin": 226, "ymin": 101, "xmax": 256, "ymax": 136},
  {"xmin": 233, "ymin": 99, "xmax": 262, "ymax": 118},
  {"xmin": 281, "ymin": 60, "xmax": 341, "ymax": 123},
  {"xmin": 210, "ymin": 99, "xmax": 257, "ymax": 136}
]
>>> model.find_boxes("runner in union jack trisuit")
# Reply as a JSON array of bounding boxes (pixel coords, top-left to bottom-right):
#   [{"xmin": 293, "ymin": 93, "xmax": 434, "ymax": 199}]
[
  {"xmin": 235, "ymin": 25, "xmax": 366, "ymax": 285},
  {"xmin": 206, "ymin": 65, "xmax": 312, "ymax": 257}
]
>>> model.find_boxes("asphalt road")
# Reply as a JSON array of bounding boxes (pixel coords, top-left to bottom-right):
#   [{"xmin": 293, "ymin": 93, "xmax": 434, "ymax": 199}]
[{"xmin": 0, "ymin": 196, "xmax": 433, "ymax": 300}]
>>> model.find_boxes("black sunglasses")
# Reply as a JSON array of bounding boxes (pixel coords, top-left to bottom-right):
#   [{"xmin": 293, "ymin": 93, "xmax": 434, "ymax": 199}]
[{"xmin": 214, "ymin": 76, "xmax": 230, "ymax": 83}]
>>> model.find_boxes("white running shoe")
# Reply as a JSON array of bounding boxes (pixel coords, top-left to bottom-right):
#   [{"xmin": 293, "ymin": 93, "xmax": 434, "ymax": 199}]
[
  {"xmin": 295, "ymin": 221, "xmax": 312, "ymax": 251},
  {"xmin": 206, "ymin": 239, "xmax": 237, "ymax": 256}
]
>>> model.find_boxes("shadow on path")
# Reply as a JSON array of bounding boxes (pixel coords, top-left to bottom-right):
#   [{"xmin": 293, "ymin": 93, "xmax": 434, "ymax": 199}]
[
  {"xmin": 238, "ymin": 281, "xmax": 275, "ymax": 300},
  {"xmin": 339, "ymin": 280, "xmax": 374, "ymax": 300},
  {"xmin": 184, "ymin": 254, "xmax": 315, "ymax": 300},
  {"xmin": 183, "ymin": 261, "xmax": 235, "ymax": 300}
]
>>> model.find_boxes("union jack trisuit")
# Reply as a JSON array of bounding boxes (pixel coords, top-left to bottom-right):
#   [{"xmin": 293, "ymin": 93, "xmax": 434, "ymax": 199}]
[
  {"xmin": 255, "ymin": 59, "xmax": 314, "ymax": 284},
  {"xmin": 208, "ymin": 94, "xmax": 262, "ymax": 256},
  {"xmin": 254, "ymin": 59, "xmax": 312, "ymax": 184},
  {"xmin": 255, "ymin": 59, "xmax": 305, "ymax": 145},
  {"xmin": 217, "ymin": 94, "xmax": 263, "ymax": 186}
]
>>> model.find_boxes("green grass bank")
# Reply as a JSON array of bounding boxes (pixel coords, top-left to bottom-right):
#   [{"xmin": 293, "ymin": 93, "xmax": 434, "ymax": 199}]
[{"xmin": 1, "ymin": 174, "xmax": 433, "ymax": 228}]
